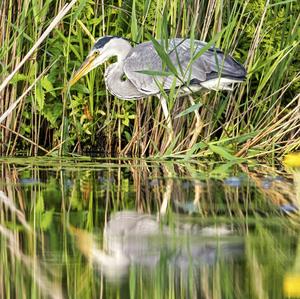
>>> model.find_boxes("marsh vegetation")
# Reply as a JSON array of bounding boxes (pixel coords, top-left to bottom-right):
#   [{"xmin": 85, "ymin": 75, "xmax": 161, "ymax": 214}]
[{"xmin": 0, "ymin": 0, "xmax": 299, "ymax": 158}]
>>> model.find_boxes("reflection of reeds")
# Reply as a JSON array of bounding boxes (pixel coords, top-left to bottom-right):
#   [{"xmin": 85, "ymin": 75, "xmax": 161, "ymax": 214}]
[
  {"xmin": 1, "ymin": 158, "xmax": 298, "ymax": 219},
  {"xmin": 0, "ymin": 190, "xmax": 63, "ymax": 299},
  {"xmin": 127, "ymin": 161, "xmax": 299, "ymax": 219},
  {"xmin": 0, "ymin": 225, "xmax": 63, "ymax": 299},
  {"xmin": 284, "ymin": 236, "xmax": 300, "ymax": 297},
  {"xmin": 0, "ymin": 160, "xmax": 299, "ymax": 298},
  {"xmin": 241, "ymin": 165, "xmax": 299, "ymax": 218},
  {"xmin": 0, "ymin": 191, "xmax": 31, "ymax": 231}
]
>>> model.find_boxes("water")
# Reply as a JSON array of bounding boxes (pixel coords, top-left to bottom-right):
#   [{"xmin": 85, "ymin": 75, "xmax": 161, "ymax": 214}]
[{"xmin": 0, "ymin": 157, "xmax": 299, "ymax": 299}]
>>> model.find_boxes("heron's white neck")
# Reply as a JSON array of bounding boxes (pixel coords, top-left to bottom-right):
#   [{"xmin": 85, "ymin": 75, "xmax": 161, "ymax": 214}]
[
  {"xmin": 104, "ymin": 39, "xmax": 144, "ymax": 99},
  {"xmin": 104, "ymin": 63, "xmax": 144, "ymax": 99},
  {"xmin": 109, "ymin": 38, "xmax": 132, "ymax": 61}
]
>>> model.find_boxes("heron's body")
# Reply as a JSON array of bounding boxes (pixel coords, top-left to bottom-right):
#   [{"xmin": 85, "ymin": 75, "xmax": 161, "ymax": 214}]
[
  {"xmin": 70, "ymin": 36, "xmax": 246, "ymax": 99},
  {"xmin": 124, "ymin": 39, "xmax": 245, "ymax": 98}
]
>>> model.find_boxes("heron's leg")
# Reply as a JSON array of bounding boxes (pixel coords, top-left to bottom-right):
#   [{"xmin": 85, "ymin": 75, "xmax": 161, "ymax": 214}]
[
  {"xmin": 188, "ymin": 95, "xmax": 203, "ymax": 148},
  {"xmin": 159, "ymin": 96, "xmax": 172, "ymax": 130},
  {"xmin": 158, "ymin": 95, "xmax": 174, "ymax": 149}
]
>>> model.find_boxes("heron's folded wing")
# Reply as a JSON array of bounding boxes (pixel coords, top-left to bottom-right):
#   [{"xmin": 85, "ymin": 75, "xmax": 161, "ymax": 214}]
[
  {"xmin": 123, "ymin": 42, "xmax": 167, "ymax": 95},
  {"xmin": 123, "ymin": 40, "xmax": 200, "ymax": 94},
  {"xmin": 123, "ymin": 39, "xmax": 245, "ymax": 94}
]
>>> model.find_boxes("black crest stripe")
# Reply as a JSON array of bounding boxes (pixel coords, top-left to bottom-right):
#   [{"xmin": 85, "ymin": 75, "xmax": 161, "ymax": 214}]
[{"xmin": 93, "ymin": 36, "xmax": 115, "ymax": 50}]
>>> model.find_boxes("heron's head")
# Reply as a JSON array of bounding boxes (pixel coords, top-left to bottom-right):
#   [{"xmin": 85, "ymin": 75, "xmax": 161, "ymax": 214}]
[{"xmin": 69, "ymin": 36, "xmax": 131, "ymax": 87}]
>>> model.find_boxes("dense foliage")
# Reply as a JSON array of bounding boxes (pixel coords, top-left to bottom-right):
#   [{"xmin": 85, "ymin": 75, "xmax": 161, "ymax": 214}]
[{"xmin": 0, "ymin": 0, "xmax": 299, "ymax": 159}]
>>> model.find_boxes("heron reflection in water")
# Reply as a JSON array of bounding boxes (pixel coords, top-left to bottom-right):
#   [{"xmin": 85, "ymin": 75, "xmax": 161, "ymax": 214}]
[
  {"xmin": 71, "ymin": 211, "xmax": 243, "ymax": 281},
  {"xmin": 69, "ymin": 36, "xmax": 246, "ymax": 142}
]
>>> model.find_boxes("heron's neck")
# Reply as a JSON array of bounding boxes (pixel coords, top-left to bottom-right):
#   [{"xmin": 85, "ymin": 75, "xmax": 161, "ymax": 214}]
[{"xmin": 104, "ymin": 60, "xmax": 144, "ymax": 99}]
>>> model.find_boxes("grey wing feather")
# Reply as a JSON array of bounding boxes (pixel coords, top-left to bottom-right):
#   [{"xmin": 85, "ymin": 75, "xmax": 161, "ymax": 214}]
[
  {"xmin": 123, "ymin": 42, "xmax": 163, "ymax": 94},
  {"xmin": 123, "ymin": 39, "xmax": 246, "ymax": 95}
]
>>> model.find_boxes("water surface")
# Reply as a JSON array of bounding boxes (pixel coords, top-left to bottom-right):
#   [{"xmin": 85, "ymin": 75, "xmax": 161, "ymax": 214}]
[{"xmin": 0, "ymin": 157, "xmax": 299, "ymax": 299}]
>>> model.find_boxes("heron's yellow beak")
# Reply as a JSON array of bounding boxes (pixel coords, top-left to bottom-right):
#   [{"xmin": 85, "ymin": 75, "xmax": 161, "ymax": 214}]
[{"xmin": 69, "ymin": 53, "xmax": 98, "ymax": 87}]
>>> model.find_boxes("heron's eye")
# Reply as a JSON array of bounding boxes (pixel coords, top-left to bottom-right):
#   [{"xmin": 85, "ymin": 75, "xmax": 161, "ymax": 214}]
[
  {"xmin": 94, "ymin": 50, "xmax": 100, "ymax": 55},
  {"xmin": 121, "ymin": 74, "xmax": 128, "ymax": 81}
]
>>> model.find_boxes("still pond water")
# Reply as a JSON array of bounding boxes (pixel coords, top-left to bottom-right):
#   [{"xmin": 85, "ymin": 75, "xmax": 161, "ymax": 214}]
[{"xmin": 0, "ymin": 157, "xmax": 299, "ymax": 299}]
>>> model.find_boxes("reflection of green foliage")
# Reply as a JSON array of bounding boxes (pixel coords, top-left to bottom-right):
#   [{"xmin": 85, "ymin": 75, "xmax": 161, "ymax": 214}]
[
  {"xmin": 0, "ymin": 160, "xmax": 300, "ymax": 298},
  {"xmin": 245, "ymin": 222, "xmax": 295, "ymax": 299},
  {"xmin": 1, "ymin": 0, "xmax": 299, "ymax": 157}
]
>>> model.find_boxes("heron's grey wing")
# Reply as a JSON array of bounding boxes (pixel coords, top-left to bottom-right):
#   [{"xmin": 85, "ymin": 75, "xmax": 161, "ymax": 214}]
[
  {"xmin": 189, "ymin": 39, "xmax": 246, "ymax": 80},
  {"xmin": 162, "ymin": 39, "xmax": 208, "ymax": 89},
  {"xmin": 167, "ymin": 39, "xmax": 246, "ymax": 84},
  {"xmin": 123, "ymin": 40, "xmax": 200, "ymax": 94},
  {"xmin": 123, "ymin": 39, "xmax": 245, "ymax": 94},
  {"xmin": 123, "ymin": 41, "xmax": 166, "ymax": 95}
]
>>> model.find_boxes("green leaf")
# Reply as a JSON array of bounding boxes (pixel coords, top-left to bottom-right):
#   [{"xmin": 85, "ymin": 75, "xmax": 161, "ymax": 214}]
[
  {"xmin": 131, "ymin": 0, "xmax": 138, "ymax": 42},
  {"xmin": 43, "ymin": 102, "xmax": 63, "ymax": 127},
  {"xmin": 256, "ymin": 44, "xmax": 298, "ymax": 97},
  {"xmin": 190, "ymin": 30, "xmax": 223, "ymax": 64},
  {"xmin": 41, "ymin": 76, "xmax": 55, "ymax": 96},
  {"xmin": 135, "ymin": 70, "xmax": 173, "ymax": 76},
  {"xmin": 71, "ymin": 83, "xmax": 90, "ymax": 94},
  {"xmin": 174, "ymin": 103, "xmax": 202, "ymax": 119},
  {"xmin": 146, "ymin": 33, "xmax": 178, "ymax": 76},
  {"xmin": 210, "ymin": 162, "xmax": 236, "ymax": 176},
  {"xmin": 54, "ymin": 29, "xmax": 82, "ymax": 61},
  {"xmin": 36, "ymin": 84, "xmax": 45, "ymax": 110},
  {"xmin": 184, "ymin": 142, "xmax": 207, "ymax": 159},
  {"xmin": 124, "ymin": 131, "xmax": 132, "ymax": 142},
  {"xmin": 268, "ymin": 0, "xmax": 296, "ymax": 7},
  {"xmin": 208, "ymin": 144, "xmax": 237, "ymax": 161},
  {"xmin": 10, "ymin": 74, "xmax": 27, "ymax": 84}
]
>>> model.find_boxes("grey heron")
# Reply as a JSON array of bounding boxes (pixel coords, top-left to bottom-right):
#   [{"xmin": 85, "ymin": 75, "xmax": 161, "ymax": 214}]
[{"xmin": 69, "ymin": 36, "xmax": 246, "ymax": 135}]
